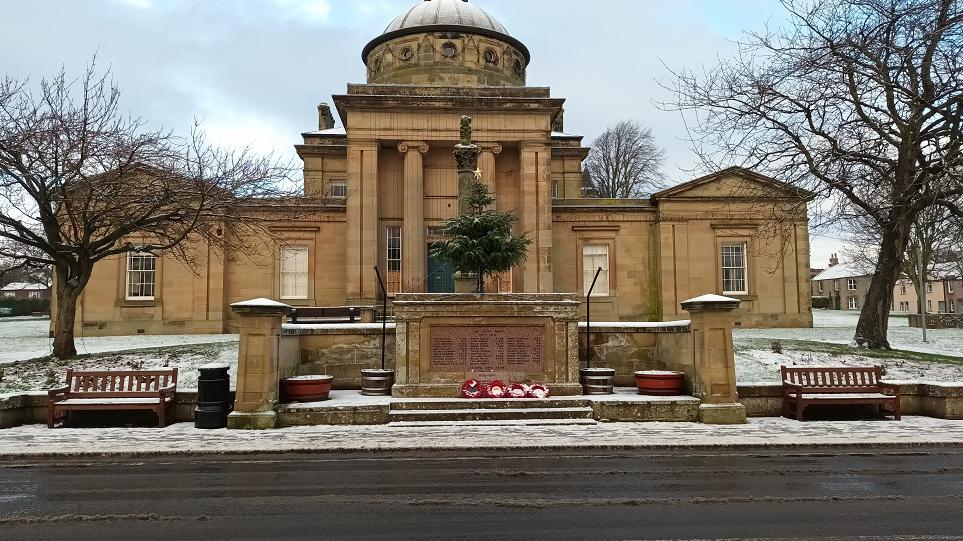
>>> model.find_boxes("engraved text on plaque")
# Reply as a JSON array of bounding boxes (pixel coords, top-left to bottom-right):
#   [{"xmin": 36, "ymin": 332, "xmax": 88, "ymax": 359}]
[{"xmin": 429, "ymin": 326, "xmax": 545, "ymax": 373}]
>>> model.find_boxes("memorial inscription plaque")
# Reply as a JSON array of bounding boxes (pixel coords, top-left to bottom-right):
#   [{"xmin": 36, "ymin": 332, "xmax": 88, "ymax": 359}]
[{"xmin": 429, "ymin": 326, "xmax": 545, "ymax": 373}]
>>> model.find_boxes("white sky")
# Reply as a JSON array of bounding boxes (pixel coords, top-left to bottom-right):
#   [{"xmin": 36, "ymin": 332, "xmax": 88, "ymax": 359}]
[{"xmin": 1, "ymin": 0, "xmax": 839, "ymax": 267}]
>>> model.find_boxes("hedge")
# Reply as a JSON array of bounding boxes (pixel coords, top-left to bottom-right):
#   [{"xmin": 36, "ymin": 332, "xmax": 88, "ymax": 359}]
[
  {"xmin": 811, "ymin": 296, "xmax": 832, "ymax": 310},
  {"xmin": 0, "ymin": 298, "xmax": 51, "ymax": 317}
]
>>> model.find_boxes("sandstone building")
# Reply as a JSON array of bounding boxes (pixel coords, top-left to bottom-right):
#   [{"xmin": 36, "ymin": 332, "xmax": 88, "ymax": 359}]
[{"xmin": 66, "ymin": 0, "xmax": 813, "ymax": 336}]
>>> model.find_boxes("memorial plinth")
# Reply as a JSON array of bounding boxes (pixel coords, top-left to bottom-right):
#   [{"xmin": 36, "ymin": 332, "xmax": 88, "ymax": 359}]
[{"xmin": 392, "ymin": 293, "xmax": 582, "ymax": 398}]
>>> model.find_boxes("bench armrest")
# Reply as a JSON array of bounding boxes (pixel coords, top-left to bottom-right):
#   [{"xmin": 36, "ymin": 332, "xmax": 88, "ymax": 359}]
[
  {"xmin": 782, "ymin": 382, "xmax": 804, "ymax": 395},
  {"xmin": 879, "ymin": 382, "xmax": 901, "ymax": 395},
  {"xmin": 47, "ymin": 386, "xmax": 69, "ymax": 401},
  {"xmin": 159, "ymin": 384, "xmax": 177, "ymax": 397}
]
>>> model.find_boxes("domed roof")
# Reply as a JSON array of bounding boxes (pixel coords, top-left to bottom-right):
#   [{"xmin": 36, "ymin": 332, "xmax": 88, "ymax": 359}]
[{"xmin": 362, "ymin": 0, "xmax": 530, "ymax": 65}]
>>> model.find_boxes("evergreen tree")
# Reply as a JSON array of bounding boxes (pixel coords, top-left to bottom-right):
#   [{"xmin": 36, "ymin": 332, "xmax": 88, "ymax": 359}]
[{"xmin": 432, "ymin": 180, "xmax": 530, "ymax": 293}]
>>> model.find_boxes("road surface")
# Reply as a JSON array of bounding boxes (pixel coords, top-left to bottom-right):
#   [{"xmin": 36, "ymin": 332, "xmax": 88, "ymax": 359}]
[{"xmin": 1, "ymin": 446, "xmax": 962, "ymax": 540}]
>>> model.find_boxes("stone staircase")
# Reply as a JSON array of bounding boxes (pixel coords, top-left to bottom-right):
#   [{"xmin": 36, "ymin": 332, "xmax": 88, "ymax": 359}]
[{"xmin": 387, "ymin": 398, "xmax": 596, "ymax": 425}]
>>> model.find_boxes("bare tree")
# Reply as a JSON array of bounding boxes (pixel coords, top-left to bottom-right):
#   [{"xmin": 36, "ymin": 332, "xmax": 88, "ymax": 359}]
[
  {"xmin": 844, "ymin": 205, "xmax": 957, "ymax": 308},
  {"xmin": 584, "ymin": 120, "xmax": 666, "ymax": 198},
  {"xmin": 666, "ymin": 0, "xmax": 963, "ymax": 349},
  {"xmin": 0, "ymin": 61, "xmax": 294, "ymax": 358}
]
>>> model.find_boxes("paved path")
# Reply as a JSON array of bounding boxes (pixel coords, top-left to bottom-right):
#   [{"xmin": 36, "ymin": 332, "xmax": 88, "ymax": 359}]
[
  {"xmin": 2, "ymin": 416, "xmax": 962, "ymax": 458},
  {"xmin": 2, "ymin": 447, "xmax": 962, "ymax": 540}
]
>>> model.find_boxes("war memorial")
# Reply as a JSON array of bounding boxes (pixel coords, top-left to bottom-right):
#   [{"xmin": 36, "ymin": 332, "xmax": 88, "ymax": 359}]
[{"xmin": 43, "ymin": 0, "xmax": 829, "ymax": 429}]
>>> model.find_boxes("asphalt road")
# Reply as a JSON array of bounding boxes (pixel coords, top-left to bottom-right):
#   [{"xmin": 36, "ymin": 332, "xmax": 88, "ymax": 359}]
[{"xmin": 1, "ymin": 447, "xmax": 962, "ymax": 540}]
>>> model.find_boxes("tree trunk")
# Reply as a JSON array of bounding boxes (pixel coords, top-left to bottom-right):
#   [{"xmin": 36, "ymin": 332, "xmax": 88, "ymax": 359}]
[
  {"xmin": 476, "ymin": 265, "xmax": 485, "ymax": 294},
  {"xmin": 854, "ymin": 222, "xmax": 911, "ymax": 349},
  {"xmin": 52, "ymin": 265, "xmax": 86, "ymax": 359}
]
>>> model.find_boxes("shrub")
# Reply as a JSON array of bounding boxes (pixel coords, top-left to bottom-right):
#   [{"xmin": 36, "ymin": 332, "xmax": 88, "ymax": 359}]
[
  {"xmin": 0, "ymin": 298, "xmax": 51, "ymax": 317},
  {"xmin": 771, "ymin": 340, "xmax": 783, "ymax": 354},
  {"xmin": 811, "ymin": 296, "xmax": 832, "ymax": 310}
]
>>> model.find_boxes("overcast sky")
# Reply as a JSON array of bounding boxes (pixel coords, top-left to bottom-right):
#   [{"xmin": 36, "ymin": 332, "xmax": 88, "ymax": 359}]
[{"xmin": 2, "ymin": 0, "xmax": 839, "ymax": 267}]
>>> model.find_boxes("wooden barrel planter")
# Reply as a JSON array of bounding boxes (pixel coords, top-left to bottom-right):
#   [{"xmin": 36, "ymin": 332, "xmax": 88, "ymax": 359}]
[
  {"xmin": 634, "ymin": 371, "xmax": 685, "ymax": 396},
  {"xmin": 361, "ymin": 369, "xmax": 395, "ymax": 396},
  {"xmin": 280, "ymin": 375, "xmax": 334, "ymax": 403},
  {"xmin": 580, "ymin": 367, "xmax": 615, "ymax": 395}
]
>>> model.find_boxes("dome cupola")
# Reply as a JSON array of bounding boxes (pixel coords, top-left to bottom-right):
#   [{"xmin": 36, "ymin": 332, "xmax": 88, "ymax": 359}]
[{"xmin": 362, "ymin": 0, "xmax": 530, "ymax": 87}]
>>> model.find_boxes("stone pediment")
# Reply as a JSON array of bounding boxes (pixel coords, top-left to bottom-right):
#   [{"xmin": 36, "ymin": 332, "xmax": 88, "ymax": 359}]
[{"xmin": 652, "ymin": 167, "xmax": 811, "ymax": 201}]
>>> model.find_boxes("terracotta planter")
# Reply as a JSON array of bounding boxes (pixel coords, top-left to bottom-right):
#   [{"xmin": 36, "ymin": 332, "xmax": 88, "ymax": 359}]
[
  {"xmin": 280, "ymin": 375, "xmax": 334, "ymax": 403},
  {"xmin": 634, "ymin": 370, "xmax": 685, "ymax": 396},
  {"xmin": 580, "ymin": 367, "xmax": 615, "ymax": 395},
  {"xmin": 361, "ymin": 369, "xmax": 395, "ymax": 396}
]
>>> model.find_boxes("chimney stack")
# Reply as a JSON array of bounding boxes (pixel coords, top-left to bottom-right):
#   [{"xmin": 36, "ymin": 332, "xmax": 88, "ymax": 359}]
[
  {"xmin": 829, "ymin": 253, "xmax": 838, "ymax": 267},
  {"xmin": 317, "ymin": 102, "xmax": 335, "ymax": 131}
]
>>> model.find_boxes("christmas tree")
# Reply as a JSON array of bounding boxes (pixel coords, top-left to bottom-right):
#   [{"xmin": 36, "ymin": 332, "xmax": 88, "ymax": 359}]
[{"xmin": 432, "ymin": 178, "xmax": 530, "ymax": 293}]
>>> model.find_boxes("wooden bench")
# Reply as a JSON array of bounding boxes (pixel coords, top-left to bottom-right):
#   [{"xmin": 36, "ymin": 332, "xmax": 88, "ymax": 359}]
[
  {"xmin": 289, "ymin": 306, "xmax": 362, "ymax": 324},
  {"xmin": 47, "ymin": 368, "xmax": 178, "ymax": 428},
  {"xmin": 781, "ymin": 365, "xmax": 900, "ymax": 421}
]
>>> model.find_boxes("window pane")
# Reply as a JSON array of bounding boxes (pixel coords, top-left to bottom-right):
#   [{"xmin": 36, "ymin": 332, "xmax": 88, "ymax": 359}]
[
  {"xmin": 280, "ymin": 246, "xmax": 308, "ymax": 299},
  {"xmin": 126, "ymin": 252, "xmax": 157, "ymax": 300},
  {"xmin": 582, "ymin": 245, "xmax": 609, "ymax": 296},
  {"xmin": 721, "ymin": 243, "xmax": 747, "ymax": 294}
]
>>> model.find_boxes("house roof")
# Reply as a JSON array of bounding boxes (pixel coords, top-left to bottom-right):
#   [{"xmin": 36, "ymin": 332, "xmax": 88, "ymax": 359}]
[
  {"xmin": 652, "ymin": 166, "xmax": 814, "ymax": 200},
  {"xmin": 0, "ymin": 282, "xmax": 49, "ymax": 291},
  {"xmin": 812, "ymin": 262, "xmax": 874, "ymax": 281}
]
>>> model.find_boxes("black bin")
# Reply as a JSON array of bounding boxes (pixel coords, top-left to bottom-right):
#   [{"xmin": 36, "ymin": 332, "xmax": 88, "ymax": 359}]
[{"xmin": 195, "ymin": 363, "xmax": 232, "ymax": 429}]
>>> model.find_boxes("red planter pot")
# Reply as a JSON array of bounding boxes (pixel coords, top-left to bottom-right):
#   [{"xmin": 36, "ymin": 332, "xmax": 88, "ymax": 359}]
[
  {"xmin": 634, "ymin": 371, "xmax": 685, "ymax": 396},
  {"xmin": 280, "ymin": 375, "xmax": 334, "ymax": 403}
]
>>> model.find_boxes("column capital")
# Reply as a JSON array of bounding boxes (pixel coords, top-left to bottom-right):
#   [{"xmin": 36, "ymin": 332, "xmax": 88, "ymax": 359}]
[
  {"xmin": 478, "ymin": 142, "xmax": 503, "ymax": 155},
  {"xmin": 398, "ymin": 141, "xmax": 429, "ymax": 154}
]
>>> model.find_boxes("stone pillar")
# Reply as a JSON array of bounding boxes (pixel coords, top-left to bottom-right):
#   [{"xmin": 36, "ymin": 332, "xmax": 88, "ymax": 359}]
[
  {"xmin": 520, "ymin": 142, "xmax": 554, "ymax": 293},
  {"xmin": 398, "ymin": 141, "xmax": 429, "ymax": 292},
  {"xmin": 681, "ymin": 294, "xmax": 746, "ymax": 424},
  {"xmin": 227, "ymin": 299, "xmax": 292, "ymax": 430},
  {"xmin": 478, "ymin": 143, "xmax": 502, "ymax": 207},
  {"xmin": 346, "ymin": 141, "xmax": 379, "ymax": 304}
]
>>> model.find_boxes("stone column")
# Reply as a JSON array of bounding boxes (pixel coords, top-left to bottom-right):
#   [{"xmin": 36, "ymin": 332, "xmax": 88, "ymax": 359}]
[
  {"xmin": 227, "ymin": 299, "xmax": 292, "ymax": 430},
  {"xmin": 346, "ymin": 141, "xmax": 379, "ymax": 304},
  {"xmin": 477, "ymin": 143, "xmax": 502, "ymax": 207},
  {"xmin": 519, "ymin": 142, "xmax": 554, "ymax": 293},
  {"xmin": 681, "ymin": 294, "xmax": 746, "ymax": 424},
  {"xmin": 398, "ymin": 141, "xmax": 429, "ymax": 292}
]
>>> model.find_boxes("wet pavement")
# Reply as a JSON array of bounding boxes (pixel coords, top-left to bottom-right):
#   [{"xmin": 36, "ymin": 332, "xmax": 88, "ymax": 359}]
[{"xmin": 1, "ymin": 447, "xmax": 962, "ymax": 540}]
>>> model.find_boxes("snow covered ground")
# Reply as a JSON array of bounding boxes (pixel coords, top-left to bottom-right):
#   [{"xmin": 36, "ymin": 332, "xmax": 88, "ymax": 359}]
[
  {"xmin": 0, "ymin": 317, "xmax": 237, "ymax": 364},
  {"xmin": 0, "ymin": 317, "xmax": 238, "ymax": 392},
  {"xmin": 734, "ymin": 310, "xmax": 963, "ymax": 383},
  {"xmin": 1, "ymin": 311, "xmax": 961, "ymax": 392}
]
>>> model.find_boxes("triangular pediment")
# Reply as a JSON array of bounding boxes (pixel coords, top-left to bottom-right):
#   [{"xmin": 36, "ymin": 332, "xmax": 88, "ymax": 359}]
[{"xmin": 653, "ymin": 167, "xmax": 811, "ymax": 200}]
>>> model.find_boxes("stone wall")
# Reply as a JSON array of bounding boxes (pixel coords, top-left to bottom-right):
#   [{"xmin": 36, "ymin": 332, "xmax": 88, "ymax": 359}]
[
  {"xmin": 580, "ymin": 321, "xmax": 693, "ymax": 387},
  {"xmin": 284, "ymin": 324, "xmax": 396, "ymax": 389},
  {"xmin": 737, "ymin": 382, "xmax": 963, "ymax": 420},
  {"xmin": 909, "ymin": 313, "xmax": 963, "ymax": 329},
  {"xmin": 0, "ymin": 391, "xmax": 215, "ymax": 429}
]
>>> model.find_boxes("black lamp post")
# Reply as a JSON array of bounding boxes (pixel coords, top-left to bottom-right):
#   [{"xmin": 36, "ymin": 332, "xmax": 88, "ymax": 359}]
[
  {"xmin": 373, "ymin": 266, "xmax": 388, "ymax": 370},
  {"xmin": 584, "ymin": 267, "xmax": 602, "ymax": 369}
]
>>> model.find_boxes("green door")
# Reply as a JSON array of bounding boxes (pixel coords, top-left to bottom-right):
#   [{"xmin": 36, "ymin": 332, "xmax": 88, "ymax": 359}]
[{"xmin": 427, "ymin": 244, "xmax": 455, "ymax": 293}]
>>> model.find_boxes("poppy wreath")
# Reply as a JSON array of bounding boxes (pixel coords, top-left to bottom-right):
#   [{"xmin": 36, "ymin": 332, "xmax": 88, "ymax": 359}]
[
  {"xmin": 461, "ymin": 379, "xmax": 485, "ymax": 398},
  {"xmin": 527, "ymin": 383, "xmax": 550, "ymax": 399},
  {"xmin": 486, "ymin": 380, "xmax": 507, "ymax": 398},
  {"xmin": 507, "ymin": 383, "xmax": 529, "ymax": 398}
]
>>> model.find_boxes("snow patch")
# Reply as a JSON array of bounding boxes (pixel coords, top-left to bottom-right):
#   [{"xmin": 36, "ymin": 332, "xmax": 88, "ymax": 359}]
[
  {"xmin": 682, "ymin": 294, "xmax": 740, "ymax": 304},
  {"xmin": 231, "ymin": 298, "xmax": 291, "ymax": 309}
]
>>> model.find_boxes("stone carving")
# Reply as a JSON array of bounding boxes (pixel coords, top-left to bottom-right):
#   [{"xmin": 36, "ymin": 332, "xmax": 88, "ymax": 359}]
[
  {"xmin": 429, "ymin": 325, "xmax": 545, "ymax": 373},
  {"xmin": 459, "ymin": 115, "xmax": 472, "ymax": 145},
  {"xmin": 397, "ymin": 141, "xmax": 429, "ymax": 154}
]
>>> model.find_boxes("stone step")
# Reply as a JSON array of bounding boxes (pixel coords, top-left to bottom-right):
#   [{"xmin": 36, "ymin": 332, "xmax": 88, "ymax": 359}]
[
  {"xmin": 390, "ymin": 398, "xmax": 591, "ymax": 411},
  {"xmin": 388, "ymin": 406, "xmax": 595, "ymax": 423},
  {"xmin": 388, "ymin": 418, "xmax": 598, "ymax": 428}
]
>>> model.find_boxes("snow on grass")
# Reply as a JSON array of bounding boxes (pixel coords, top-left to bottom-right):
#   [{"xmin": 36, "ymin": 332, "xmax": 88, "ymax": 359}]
[
  {"xmin": 0, "ymin": 317, "xmax": 238, "ymax": 392},
  {"xmin": 0, "ymin": 317, "xmax": 238, "ymax": 365},
  {"xmin": 0, "ymin": 341, "xmax": 238, "ymax": 394},
  {"xmin": 734, "ymin": 310, "xmax": 963, "ymax": 383}
]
